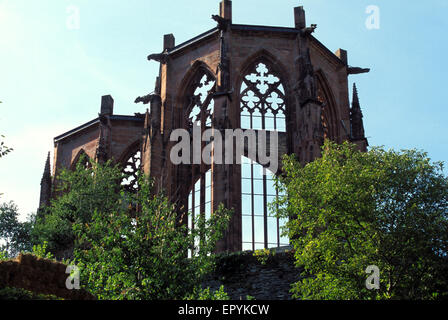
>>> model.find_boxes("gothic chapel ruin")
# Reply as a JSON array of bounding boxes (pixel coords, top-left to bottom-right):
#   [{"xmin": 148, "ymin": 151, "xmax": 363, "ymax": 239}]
[{"xmin": 39, "ymin": 1, "xmax": 369, "ymax": 253}]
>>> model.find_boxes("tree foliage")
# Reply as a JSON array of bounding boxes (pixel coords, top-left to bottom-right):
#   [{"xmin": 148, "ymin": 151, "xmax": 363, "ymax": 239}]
[
  {"xmin": 0, "ymin": 102, "xmax": 13, "ymax": 159},
  {"xmin": 0, "ymin": 134, "xmax": 13, "ymax": 158},
  {"xmin": 73, "ymin": 176, "xmax": 231, "ymax": 300},
  {"xmin": 276, "ymin": 141, "xmax": 448, "ymax": 300},
  {"xmin": 0, "ymin": 287, "xmax": 61, "ymax": 300},
  {"xmin": 0, "ymin": 201, "xmax": 34, "ymax": 257},
  {"xmin": 33, "ymin": 156, "xmax": 124, "ymax": 256},
  {"xmin": 36, "ymin": 155, "xmax": 231, "ymax": 299}
]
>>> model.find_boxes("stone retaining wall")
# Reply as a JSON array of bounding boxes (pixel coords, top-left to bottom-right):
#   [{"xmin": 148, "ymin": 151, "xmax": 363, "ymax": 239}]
[
  {"xmin": 0, "ymin": 253, "xmax": 95, "ymax": 300},
  {"xmin": 204, "ymin": 249, "xmax": 302, "ymax": 300}
]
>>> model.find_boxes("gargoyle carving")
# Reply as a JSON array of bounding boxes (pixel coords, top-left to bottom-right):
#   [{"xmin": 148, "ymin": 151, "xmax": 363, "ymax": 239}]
[
  {"xmin": 348, "ymin": 67, "xmax": 370, "ymax": 75},
  {"xmin": 134, "ymin": 94, "xmax": 160, "ymax": 105},
  {"xmin": 147, "ymin": 53, "xmax": 168, "ymax": 64},
  {"xmin": 212, "ymin": 14, "xmax": 230, "ymax": 31},
  {"xmin": 301, "ymin": 24, "xmax": 317, "ymax": 36}
]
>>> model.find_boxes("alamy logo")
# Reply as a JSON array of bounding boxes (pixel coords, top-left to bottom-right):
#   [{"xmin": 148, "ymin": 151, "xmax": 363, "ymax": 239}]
[
  {"xmin": 365, "ymin": 265, "xmax": 380, "ymax": 290},
  {"xmin": 365, "ymin": 5, "xmax": 380, "ymax": 30},
  {"xmin": 66, "ymin": 5, "xmax": 80, "ymax": 30},
  {"xmin": 170, "ymin": 122, "xmax": 279, "ymax": 174},
  {"xmin": 65, "ymin": 265, "xmax": 80, "ymax": 290}
]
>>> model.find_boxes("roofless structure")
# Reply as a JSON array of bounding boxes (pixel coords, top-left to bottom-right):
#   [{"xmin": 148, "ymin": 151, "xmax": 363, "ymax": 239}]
[{"xmin": 40, "ymin": 1, "xmax": 369, "ymax": 253}]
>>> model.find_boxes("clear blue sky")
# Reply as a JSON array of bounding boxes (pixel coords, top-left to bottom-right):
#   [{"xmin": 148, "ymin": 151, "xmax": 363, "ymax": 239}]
[{"xmin": 0, "ymin": 0, "xmax": 447, "ymax": 219}]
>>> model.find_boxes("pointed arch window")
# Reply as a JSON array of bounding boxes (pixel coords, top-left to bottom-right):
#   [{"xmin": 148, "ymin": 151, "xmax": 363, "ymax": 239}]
[
  {"xmin": 71, "ymin": 149, "xmax": 91, "ymax": 171},
  {"xmin": 240, "ymin": 62, "xmax": 286, "ymax": 132},
  {"xmin": 183, "ymin": 67, "xmax": 216, "ymax": 256},
  {"xmin": 186, "ymin": 70, "xmax": 216, "ymax": 129},
  {"xmin": 121, "ymin": 149, "xmax": 141, "ymax": 192},
  {"xmin": 241, "ymin": 156, "xmax": 289, "ymax": 251}
]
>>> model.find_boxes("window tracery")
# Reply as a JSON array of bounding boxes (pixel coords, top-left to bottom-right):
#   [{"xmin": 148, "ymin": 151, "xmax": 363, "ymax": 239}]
[
  {"xmin": 239, "ymin": 60, "xmax": 289, "ymax": 250},
  {"xmin": 240, "ymin": 62, "xmax": 286, "ymax": 132},
  {"xmin": 187, "ymin": 72, "xmax": 216, "ymax": 128},
  {"xmin": 121, "ymin": 150, "xmax": 141, "ymax": 192}
]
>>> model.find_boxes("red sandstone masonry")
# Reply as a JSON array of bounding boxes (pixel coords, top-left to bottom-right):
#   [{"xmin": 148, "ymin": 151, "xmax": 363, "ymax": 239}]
[
  {"xmin": 0, "ymin": 254, "xmax": 95, "ymax": 300},
  {"xmin": 42, "ymin": 1, "xmax": 368, "ymax": 253}
]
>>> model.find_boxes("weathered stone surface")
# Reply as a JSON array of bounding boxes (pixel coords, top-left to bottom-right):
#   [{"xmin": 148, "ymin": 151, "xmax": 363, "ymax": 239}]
[
  {"xmin": 40, "ymin": 1, "xmax": 368, "ymax": 254},
  {"xmin": 203, "ymin": 250, "xmax": 303, "ymax": 300},
  {"xmin": 0, "ymin": 254, "xmax": 95, "ymax": 300}
]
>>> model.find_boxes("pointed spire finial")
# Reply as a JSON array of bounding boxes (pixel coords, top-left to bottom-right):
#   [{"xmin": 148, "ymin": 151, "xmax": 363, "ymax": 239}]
[
  {"xmin": 352, "ymin": 83, "xmax": 360, "ymax": 109},
  {"xmin": 39, "ymin": 152, "xmax": 52, "ymax": 210},
  {"xmin": 350, "ymin": 83, "xmax": 366, "ymax": 144},
  {"xmin": 42, "ymin": 152, "xmax": 51, "ymax": 179}
]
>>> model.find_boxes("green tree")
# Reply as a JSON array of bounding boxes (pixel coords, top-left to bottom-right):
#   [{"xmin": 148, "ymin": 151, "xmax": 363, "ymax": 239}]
[
  {"xmin": 0, "ymin": 135, "xmax": 13, "ymax": 158},
  {"xmin": 33, "ymin": 156, "xmax": 123, "ymax": 256},
  {"xmin": 0, "ymin": 201, "xmax": 34, "ymax": 257},
  {"xmin": 73, "ymin": 175, "xmax": 230, "ymax": 300},
  {"xmin": 36, "ymin": 155, "xmax": 231, "ymax": 299},
  {"xmin": 276, "ymin": 141, "xmax": 448, "ymax": 300},
  {"xmin": 0, "ymin": 101, "xmax": 13, "ymax": 158}
]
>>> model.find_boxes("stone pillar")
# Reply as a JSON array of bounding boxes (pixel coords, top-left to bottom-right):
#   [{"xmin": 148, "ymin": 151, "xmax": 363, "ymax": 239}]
[
  {"xmin": 164, "ymin": 34, "xmax": 175, "ymax": 51},
  {"xmin": 220, "ymin": 0, "xmax": 232, "ymax": 21},
  {"xmin": 212, "ymin": 96, "xmax": 239, "ymax": 253},
  {"xmin": 294, "ymin": 100, "xmax": 324, "ymax": 164},
  {"xmin": 96, "ymin": 95, "xmax": 113, "ymax": 163},
  {"xmin": 100, "ymin": 95, "xmax": 114, "ymax": 115},
  {"xmin": 212, "ymin": 16, "xmax": 240, "ymax": 252},
  {"xmin": 294, "ymin": 6, "xmax": 306, "ymax": 29},
  {"xmin": 141, "ymin": 95, "xmax": 165, "ymax": 194},
  {"xmin": 293, "ymin": 18, "xmax": 324, "ymax": 165},
  {"xmin": 335, "ymin": 48, "xmax": 348, "ymax": 65}
]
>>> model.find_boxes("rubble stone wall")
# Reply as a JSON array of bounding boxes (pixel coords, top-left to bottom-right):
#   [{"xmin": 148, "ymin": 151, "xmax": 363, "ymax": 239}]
[
  {"xmin": 204, "ymin": 250, "xmax": 302, "ymax": 300},
  {"xmin": 0, "ymin": 254, "xmax": 95, "ymax": 300}
]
